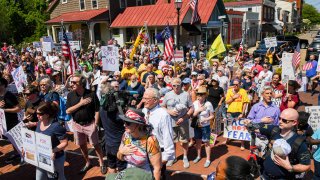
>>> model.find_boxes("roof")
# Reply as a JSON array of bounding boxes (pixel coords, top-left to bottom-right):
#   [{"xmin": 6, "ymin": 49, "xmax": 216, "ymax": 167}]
[
  {"xmin": 111, "ymin": 0, "xmax": 218, "ymax": 28},
  {"xmin": 224, "ymin": 0, "xmax": 262, "ymax": 7},
  {"xmin": 226, "ymin": 10, "xmax": 245, "ymax": 15},
  {"xmin": 47, "ymin": 0, "xmax": 59, "ymax": 12},
  {"xmin": 46, "ymin": 9, "xmax": 108, "ymax": 24}
]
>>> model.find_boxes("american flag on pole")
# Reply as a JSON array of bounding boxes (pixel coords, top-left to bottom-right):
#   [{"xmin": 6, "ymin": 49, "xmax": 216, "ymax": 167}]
[
  {"xmin": 61, "ymin": 26, "xmax": 77, "ymax": 75},
  {"xmin": 6, "ymin": 61, "xmax": 13, "ymax": 73},
  {"xmin": 190, "ymin": 0, "xmax": 201, "ymax": 24},
  {"xmin": 235, "ymin": 39, "xmax": 243, "ymax": 61},
  {"xmin": 292, "ymin": 42, "xmax": 301, "ymax": 68},
  {"xmin": 162, "ymin": 26, "xmax": 174, "ymax": 61},
  {"xmin": 302, "ymin": 61, "xmax": 313, "ymax": 71}
]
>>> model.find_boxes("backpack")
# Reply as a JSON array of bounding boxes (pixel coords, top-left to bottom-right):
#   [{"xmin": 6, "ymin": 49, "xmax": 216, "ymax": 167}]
[{"xmin": 49, "ymin": 92, "xmax": 71, "ymax": 121}]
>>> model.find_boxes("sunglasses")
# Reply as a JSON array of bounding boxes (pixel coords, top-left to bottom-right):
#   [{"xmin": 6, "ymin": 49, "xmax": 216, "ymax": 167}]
[
  {"xmin": 233, "ymin": 83, "xmax": 239, "ymax": 86},
  {"xmin": 213, "ymin": 65, "xmax": 217, "ymax": 66},
  {"xmin": 36, "ymin": 112, "xmax": 44, "ymax": 116},
  {"xmin": 263, "ymin": 66, "xmax": 268, "ymax": 68},
  {"xmin": 157, "ymin": 78, "xmax": 163, "ymax": 80},
  {"xmin": 196, "ymin": 93, "xmax": 206, "ymax": 96},
  {"xmin": 172, "ymin": 84, "xmax": 181, "ymax": 87},
  {"xmin": 280, "ymin": 117, "xmax": 295, "ymax": 124},
  {"xmin": 24, "ymin": 92, "xmax": 32, "ymax": 96},
  {"xmin": 70, "ymin": 81, "xmax": 79, "ymax": 85},
  {"xmin": 124, "ymin": 63, "xmax": 130, "ymax": 65}
]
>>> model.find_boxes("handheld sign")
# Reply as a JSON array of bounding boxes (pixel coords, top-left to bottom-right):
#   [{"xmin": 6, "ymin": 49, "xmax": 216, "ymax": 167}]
[
  {"xmin": 5, "ymin": 122, "xmax": 24, "ymax": 154},
  {"xmin": 0, "ymin": 109, "xmax": 7, "ymax": 137},
  {"xmin": 281, "ymin": 53, "xmax": 295, "ymax": 83},
  {"xmin": 11, "ymin": 66, "xmax": 28, "ymax": 93},
  {"xmin": 223, "ymin": 118, "xmax": 251, "ymax": 141},
  {"xmin": 101, "ymin": 45, "xmax": 119, "ymax": 72},
  {"xmin": 36, "ymin": 132, "xmax": 54, "ymax": 173},
  {"xmin": 305, "ymin": 106, "xmax": 320, "ymax": 131},
  {"xmin": 22, "ymin": 128, "xmax": 38, "ymax": 167}
]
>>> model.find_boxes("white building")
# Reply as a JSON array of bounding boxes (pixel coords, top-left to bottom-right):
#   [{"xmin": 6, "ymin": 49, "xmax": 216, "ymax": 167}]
[{"xmin": 275, "ymin": 0, "xmax": 297, "ymax": 33}]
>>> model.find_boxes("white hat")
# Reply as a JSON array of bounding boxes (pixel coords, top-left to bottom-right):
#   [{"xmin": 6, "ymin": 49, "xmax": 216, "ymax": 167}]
[
  {"xmin": 271, "ymin": 139, "xmax": 291, "ymax": 161},
  {"xmin": 191, "ymin": 71, "xmax": 198, "ymax": 76}
]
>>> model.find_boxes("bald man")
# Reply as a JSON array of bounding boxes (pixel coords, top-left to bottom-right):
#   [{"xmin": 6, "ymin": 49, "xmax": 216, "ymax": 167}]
[{"xmin": 246, "ymin": 108, "xmax": 311, "ymax": 179}]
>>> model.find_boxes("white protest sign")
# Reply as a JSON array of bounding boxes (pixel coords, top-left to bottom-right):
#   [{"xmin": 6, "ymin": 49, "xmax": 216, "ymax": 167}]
[
  {"xmin": 42, "ymin": 36, "xmax": 55, "ymax": 50},
  {"xmin": 305, "ymin": 106, "xmax": 320, "ymax": 131},
  {"xmin": 36, "ymin": 132, "xmax": 54, "ymax": 173},
  {"xmin": 33, "ymin": 42, "xmax": 42, "ymax": 48},
  {"xmin": 65, "ymin": 119, "xmax": 74, "ymax": 132},
  {"xmin": 11, "ymin": 66, "xmax": 28, "ymax": 93},
  {"xmin": 42, "ymin": 42, "xmax": 52, "ymax": 52},
  {"xmin": 0, "ymin": 109, "xmax": 7, "ymax": 137},
  {"xmin": 223, "ymin": 118, "xmax": 251, "ymax": 141},
  {"xmin": 69, "ymin": 41, "xmax": 81, "ymax": 51},
  {"xmin": 244, "ymin": 62, "xmax": 255, "ymax": 70},
  {"xmin": 92, "ymin": 70, "xmax": 101, "ymax": 86},
  {"xmin": 58, "ymin": 32, "xmax": 73, "ymax": 42},
  {"xmin": 316, "ymin": 55, "xmax": 320, "ymax": 72},
  {"xmin": 22, "ymin": 128, "xmax": 38, "ymax": 167},
  {"xmin": 172, "ymin": 50, "xmax": 184, "ymax": 62},
  {"xmin": 101, "ymin": 45, "xmax": 119, "ymax": 72},
  {"xmin": 5, "ymin": 122, "xmax": 24, "ymax": 154},
  {"xmin": 281, "ymin": 53, "xmax": 295, "ymax": 84},
  {"xmin": 264, "ymin": 37, "xmax": 277, "ymax": 48}
]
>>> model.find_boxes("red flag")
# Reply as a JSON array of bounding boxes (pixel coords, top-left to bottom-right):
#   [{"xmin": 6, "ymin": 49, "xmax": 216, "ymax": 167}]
[
  {"xmin": 162, "ymin": 26, "xmax": 174, "ymax": 61},
  {"xmin": 292, "ymin": 42, "xmax": 301, "ymax": 68},
  {"xmin": 235, "ymin": 40, "xmax": 243, "ymax": 61},
  {"xmin": 302, "ymin": 62, "xmax": 313, "ymax": 71},
  {"xmin": 190, "ymin": 0, "xmax": 201, "ymax": 24}
]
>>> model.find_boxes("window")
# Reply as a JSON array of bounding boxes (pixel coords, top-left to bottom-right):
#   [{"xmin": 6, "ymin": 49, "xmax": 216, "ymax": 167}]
[
  {"xmin": 120, "ymin": 0, "xmax": 127, "ymax": 9},
  {"xmin": 62, "ymin": 0, "xmax": 67, "ymax": 3},
  {"xmin": 150, "ymin": 0, "xmax": 155, "ymax": 4},
  {"xmin": 92, "ymin": 0, "xmax": 98, "ymax": 9},
  {"xmin": 80, "ymin": 0, "xmax": 85, "ymax": 10},
  {"xmin": 248, "ymin": 7, "xmax": 252, "ymax": 11},
  {"xmin": 137, "ymin": 0, "xmax": 142, "ymax": 6}
]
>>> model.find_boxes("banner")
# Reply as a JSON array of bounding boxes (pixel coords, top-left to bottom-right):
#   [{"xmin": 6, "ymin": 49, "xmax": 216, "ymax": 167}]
[
  {"xmin": 264, "ymin": 37, "xmax": 277, "ymax": 48},
  {"xmin": 0, "ymin": 109, "xmax": 7, "ymax": 137},
  {"xmin": 223, "ymin": 118, "xmax": 251, "ymax": 141},
  {"xmin": 281, "ymin": 53, "xmax": 295, "ymax": 84},
  {"xmin": 305, "ymin": 106, "xmax": 320, "ymax": 131},
  {"xmin": 172, "ymin": 50, "xmax": 184, "ymax": 62},
  {"xmin": 11, "ymin": 66, "xmax": 28, "ymax": 93},
  {"xmin": 101, "ymin": 45, "xmax": 119, "ymax": 72},
  {"xmin": 5, "ymin": 122, "xmax": 24, "ymax": 154},
  {"xmin": 58, "ymin": 32, "xmax": 73, "ymax": 42},
  {"xmin": 33, "ymin": 42, "xmax": 42, "ymax": 48},
  {"xmin": 22, "ymin": 128, "xmax": 38, "ymax": 167},
  {"xmin": 69, "ymin": 41, "xmax": 81, "ymax": 51},
  {"xmin": 36, "ymin": 132, "xmax": 54, "ymax": 173},
  {"xmin": 42, "ymin": 42, "xmax": 52, "ymax": 52}
]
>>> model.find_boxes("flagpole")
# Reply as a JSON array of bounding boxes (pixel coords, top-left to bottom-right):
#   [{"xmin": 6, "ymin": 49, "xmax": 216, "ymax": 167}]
[{"xmin": 61, "ymin": 19, "xmax": 66, "ymax": 84}]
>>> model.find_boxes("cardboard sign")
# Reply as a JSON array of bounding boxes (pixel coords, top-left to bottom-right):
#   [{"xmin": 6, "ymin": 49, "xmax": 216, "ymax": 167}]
[
  {"xmin": 305, "ymin": 106, "xmax": 320, "ymax": 131},
  {"xmin": 264, "ymin": 37, "xmax": 277, "ymax": 48},
  {"xmin": 172, "ymin": 50, "xmax": 184, "ymax": 62},
  {"xmin": 69, "ymin": 41, "xmax": 81, "ymax": 51},
  {"xmin": 22, "ymin": 128, "xmax": 38, "ymax": 167},
  {"xmin": 101, "ymin": 45, "xmax": 119, "ymax": 72},
  {"xmin": 0, "ymin": 109, "xmax": 7, "ymax": 137},
  {"xmin": 281, "ymin": 53, "xmax": 295, "ymax": 84},
  {"xmin": 5, "ymin": 122, "xmax": 24, "ymax": 154},
  {"xmin": 36, "ymin": 132, "xmax": 54, "ymax": 173},
  {"xmin": 223, "ymin": 118, "xmax": 251, "ymax": 141},
  {"xmin": 11, "ymin": 66, "xmax": 28, "ymax": 93},
  {"xmin": 42, "ymin": 42, "xmax": 52, "ymax": 52}
]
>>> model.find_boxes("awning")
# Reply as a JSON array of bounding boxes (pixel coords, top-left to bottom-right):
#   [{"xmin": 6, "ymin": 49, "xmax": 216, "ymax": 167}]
[
  {"xmin": 46, "ymin": 9, "xmax": 109, "ymax": 24},
  {"xmin": 262, "ymin": 24, "xmax": 276, "ymax": 33},
  {"xmin": 181, "ymin": 23, "xmax": 201, "ymax": 35},
  {"xmin": 273, "ymin": 24, "xmax": 283, "ymax": 31}
]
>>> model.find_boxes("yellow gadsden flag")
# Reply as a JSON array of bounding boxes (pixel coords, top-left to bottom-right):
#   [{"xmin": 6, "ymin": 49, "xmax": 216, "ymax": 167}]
[
  {"xmin": 207, "ymin": 34, "xmax": 226, "ymax": 60},
  {"xmin": 129, "ymin": 26, "xmax": 148, "ymax": 60}
]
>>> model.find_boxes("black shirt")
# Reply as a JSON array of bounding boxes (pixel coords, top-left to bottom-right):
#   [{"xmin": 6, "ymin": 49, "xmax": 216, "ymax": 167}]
[
  {"xmin": 178, "ymin": 68, "xmax": 191, "ymax": 80},
  {"xmin": 1, "ymin": 91, "xmax": 19, "ymax": 131},
  {"xmin": 207, "ymin": 86, "xmax": 224, "ymax": 108},
  {"xmin": 66, "ymin": 89, "xmax": 99, "ymax": 124}
]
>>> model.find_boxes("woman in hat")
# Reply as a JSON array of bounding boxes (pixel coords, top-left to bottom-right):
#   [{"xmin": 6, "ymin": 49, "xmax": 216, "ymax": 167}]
[
  {"xmin": 117, "ymin": 108, "xmax": 161, "ymax": 180},
  {"xmin": 280, "ymin": 80, "xmax": 301, "ymax": 112},
  {"xmin": 191, "ymin": 86, "xmax": 214, "ymax": 168}
]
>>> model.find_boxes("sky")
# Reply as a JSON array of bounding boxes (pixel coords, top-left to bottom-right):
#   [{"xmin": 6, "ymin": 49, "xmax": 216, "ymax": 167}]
[{"xmin": 304, "ymin": 0, "xmax": 320, "ymax": 12}]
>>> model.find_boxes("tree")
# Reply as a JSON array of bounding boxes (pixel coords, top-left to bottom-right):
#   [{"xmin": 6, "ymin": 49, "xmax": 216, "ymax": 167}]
[{"xmin": 302, "ymin": 3, "xmax": 320, "ymax": 25}]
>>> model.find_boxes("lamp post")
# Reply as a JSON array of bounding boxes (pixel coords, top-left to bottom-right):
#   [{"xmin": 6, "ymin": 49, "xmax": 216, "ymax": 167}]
[{"xmin": 175, "ymin": 0, "xmax": 182, "ymax": 50}]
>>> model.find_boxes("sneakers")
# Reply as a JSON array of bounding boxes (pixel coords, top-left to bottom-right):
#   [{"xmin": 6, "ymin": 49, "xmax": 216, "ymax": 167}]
[
  {"xmin": 193, "ymin": 156, "xmax": 201, "ymax": 164},
  {"xmin": 166, "ymin": 158, "xmax": 177, "ymax": 167},
  {"xmin": 183, "ymin": 157, "xmax": 189, "ymax": 168},
  {"xmin": 204, "ymin": 160, "xmax": 211, "ymax": 168}
]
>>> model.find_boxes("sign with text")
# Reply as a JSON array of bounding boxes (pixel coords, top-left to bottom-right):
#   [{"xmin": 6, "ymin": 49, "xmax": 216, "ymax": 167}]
[
  {"xmin": 5, "ymin": 122, "xmax": 24, "ymax": 154},
  {"xmin": 264, "ymin": 37, "xmax": 277, "ymax": 48},
  {"xmin": 281, "ymin": 53, "xmax": 295, "ymax": 84},
  {"xmin": 0, "ymin": 109, "xmax": 7, "ymax": 137},
  {"xmin": 11, "ymin": 66, "xmax": 28, "ymax": 93},
  {"xmin": 172, "ymin": 50, "xmax": 184, "ymax": 62},
  {"xmin": 223, "ymin": 118, "xmax": 251, "ymax": 141},
  {"xmin": 33, "ymin": 42, "xmax": 42, "ymax": 48},
  {"xmin": 22, "ymin": 128, "xmax": 38, "ymax": 167},
  {"xmin": 305, "ymin": 106, "xmax": 320, "ymax": 131},
  {"xmin": 36, "ymin": 132, "xmax": 54, "ymax": 173},
  {"xmin": 42, "ymin": 42, "xmax": 52, "ymax": 52},
  {"xmin": 58, "ymin": 32, "xmax": 73, "ymax": 42},
  {"xmin": 101, "ymin": 45, "xmax": 119, "ymax": 72},
  {"xmin": 316, "ymin": 55, "xmax": 320, "ymax": 72},
  {"xmin": 69, "ymin": 41, "xmax": 81, "ymax": 51}
]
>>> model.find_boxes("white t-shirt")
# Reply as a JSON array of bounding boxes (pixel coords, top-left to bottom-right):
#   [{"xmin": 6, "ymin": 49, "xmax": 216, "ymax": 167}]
[
  {"xmin": 258, "ymin": 70, "xmax": 273, "ymax": 82},
  {"xmin": 193, "ymin": 100, "xmax": 214, "ymax": 127},
  {"xmin": 213, "ymin": 74, "xmax": 229, "ymax": 92}
]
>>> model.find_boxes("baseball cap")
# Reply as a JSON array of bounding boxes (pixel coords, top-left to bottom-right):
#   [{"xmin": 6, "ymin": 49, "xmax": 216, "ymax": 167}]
[
  {"xmin": 271, "ymin": 139, "xmax": 291, "ymax": 161},
  {"xmin": 191, "ymin": 71, "xmax": 198, "ymax": 76},
  {"xmin": 217, "ymin": 67, "xmax": 225, "ymax": 74},
  {"xmin": 182, "ymin": 78, "xmax": 191, "ymax": 84}
]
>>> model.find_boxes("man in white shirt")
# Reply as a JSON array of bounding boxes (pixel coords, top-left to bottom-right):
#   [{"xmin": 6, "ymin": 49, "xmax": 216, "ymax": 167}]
[
  {"xmin": 142, "ymin": 88, "xmax": 175, "ymax": 179},
  {"xmin": 212, "ymin": 67, "xmax": 229, "ymax": 92},
  {"xmin": 223, "ymin": 51, "xmax": 235, "ymax": 77}
]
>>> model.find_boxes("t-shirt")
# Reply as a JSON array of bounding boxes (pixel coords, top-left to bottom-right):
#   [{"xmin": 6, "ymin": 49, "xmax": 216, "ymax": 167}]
[
  {"xmin": 40, "ymin": 92, "xmax": 60, "ymax": 104},
  {"xmin": 280, "ymin": 92, "xmax": 299, "ymax": 112},
  {"xmin": 193, "ymin": 100, "xmax": 214, "ymax": 127},
  {"xmin": 36, "ymin": 121, "xmax": 67, "ymax": 159},
  {"xmin": 66, "ymin": 89, "xmax": 99, "ymax": 124},
  {"xmin": 207, "ymin": 86, "xmax": 224, "ymax": 108},
  {"xmin": 212, "ymin": 75, "xmax": 229, "ymax": 91},
  {"xmin": 226, "ymin": 88, "xmax": 250, "ymax": 113},
  {"xmin": 121, "ymin": 67, "xmax": 137, "ymax": 80},
  {"xmin": 161, "ymin": 91, "xmax": 193, "ymax": 127},
  {"xmin": 306, "ymin": 60, "xmax": 318, "ymax": 78},
  {"xmin": 258, "ymin": 70, "xmax": 273, "ymax": 83},
  {"xmin": 271, "ymin": 83, "xmax": 285, "ymax": 107},
  {"xmin": 122, "ymin": 132, "xmax": 160, "ymax": 172},
  {"xmin": 1, "ymin": 91, "xmax": 19, "ymax": 131},
  {"xmin": 312, "ymin": 129, "xmax": 320, "ymax": 162}
]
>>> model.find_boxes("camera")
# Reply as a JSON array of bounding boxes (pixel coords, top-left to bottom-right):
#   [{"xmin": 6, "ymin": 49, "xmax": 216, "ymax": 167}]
[
  {"xmin": 245, "ymin": 122, "xmax": 262, "ymax": 133},
  {"xmin": 103, "ymin": 90, "xmax": 138, "ymax": 113}
]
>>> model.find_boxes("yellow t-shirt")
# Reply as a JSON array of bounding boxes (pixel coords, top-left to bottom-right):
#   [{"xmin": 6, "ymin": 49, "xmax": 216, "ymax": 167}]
[
  {"xmin": 138, "ymin": 64, "xmax": 147, "ymax": 74},
  {"xmin": 225, "ymin": 88, "xmax": 250, "ymax": 113},
  {"xmin": 121, "ymin": 67, "xmax": 137, "ymax": 80},
  {"xmin": 266, "ymin": 53, "xmax": 273, "ymax": 64}
]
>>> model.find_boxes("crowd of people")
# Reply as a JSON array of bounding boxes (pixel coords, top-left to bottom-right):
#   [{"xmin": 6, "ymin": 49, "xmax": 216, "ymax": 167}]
[{"xmin": 0, "ymin": 39, "xmax": 320, "ymax": 180}]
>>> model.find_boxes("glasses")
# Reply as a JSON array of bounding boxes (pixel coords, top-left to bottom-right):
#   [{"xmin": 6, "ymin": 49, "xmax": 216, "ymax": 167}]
[
  {"xmin": 40, "ymin": 84, "xmax": 46, "ymax": 87},
  {"xmin": 124, "ymin": 121, "xmax": 132, "ymax": 126},
  {"xmin": 36, "ymin": 112, "xmax": 44, "ymax": 116},
  {"xmin": 196, "ymin": 93, "xmax": 206, "ymax": 96},
  {"xmin": 24, "ymin": 92, "xmax": 32, "ymax": 96},
  {"xmin": 213, "ymin": 65, "xmax": 217, "ymax": 66},
  {"xmin": 192, "ymin": 75, "xmax": 197, "ymax": 77},
  {"xmin": 280, "ymin": 117, "xmax": 295, "ymax": 124},
  {"xmin": 70, "ymin": 81, "xmax": 79, "ymax": 85},
  {"xmin": 124, "ymin": 63, "xmax": 130, "ymax": 66},
  {"xmin": 157, "ymin": 78, "xmax": 163, "ymax": 80},
  {"xmin": 233, "ymin": 83, "xmax": 239, "ymax": 86},
  {"xmin": 172, "ymin": 84, "xmax": 181, "ymax": 87},
  {"xmin": 221, "ymin": 64, "xmax": 225, "ymax": 65}
]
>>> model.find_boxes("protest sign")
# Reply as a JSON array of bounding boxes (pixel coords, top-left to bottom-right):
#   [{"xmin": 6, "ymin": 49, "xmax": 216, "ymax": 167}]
[
  {"xmin": 244, "ymin": 62, "xmax": 254, "ymax": 70},
  {"xmin": 65, "ymin": 119, "xmax": 74, "ymax": 132},
  {"xmin": 58, "ymin": 32, "xmax": 73, "ymax": 42},
  {"xmin": 264, "ymin": 37, "xmax": 277, "ymax": 48},
  {"xmin": 5, "ymin": 122, "xmax": 24, "ymax": 154},
  {"xmin": 42, "ymin": 42, "xmax": 52, "ymax": 52},
  {"xmin": 33, "ymin": 42, "xmax": 42, "ymax": 48},
  {"xmin": 281, "ymin": 53, "xmax": 295, "ymax": 84},
  {"xmin": 11, "ymin": 66, "xmax": 28, "ymax": 93},
  {"xmin": 17, "ymin": 110, "xmax": 25, "ymax": 122},
  {"xmin": 36, "ymin": 132, "xmax": 54, "ymax": 173},
  {"xmin": 316, "ymin": 55, "xmax": 320, "ymax": 72},
  {"xmin": 172, "ymin": 50, "xmax": 184, "ymax": 62},
  {"xmin": 305, "ymin": 106, "xmax": 320, "ymax": 131},
  {"xmin": 223, "ymin": 118, "xmax": 251, "ymax": 141},
  {"xmin": 22, "ymin": 128, "xmax": 38, "ymax": 167},
  {"xmin": 69, "ymin": 41, "xmax": 81, "ymax": 51},
  {"xmin": 42, "ymin": 36, "xmax": 54, "ymax": 43},
  {"xmin": 0, "ymin": 109, "xmax": 7, "ymax": 137},
  {"xmin": 101, "ymin": 46, "xmax": 119, "ymax": 72}
]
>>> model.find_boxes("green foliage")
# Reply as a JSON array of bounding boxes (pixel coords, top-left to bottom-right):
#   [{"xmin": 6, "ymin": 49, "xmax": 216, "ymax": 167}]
[
  {"xmin": 302, "ymin": 3, "xmax": 320, "ymax": 25},
  {"xmin": 0, "ymin": 0, "xmax": 49, "ymax": 45}
]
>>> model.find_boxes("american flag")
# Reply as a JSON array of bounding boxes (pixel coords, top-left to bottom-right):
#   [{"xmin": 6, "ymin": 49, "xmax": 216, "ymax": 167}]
[
  {"xmin": 190, "ymin": 0, "xmax": 201, "ymax": 24},
  {"xmin": 235, "ymin": 39, "xmax": 243, "ymax": 61},
  {"xmin": 6, "ymin": 61, "xmax": 13, "ymax": 73},
  {"xmin": 292, "ymin": 42, "xmax": 301, "ymax": 68},
  {"xmin": 61, "ymin": 28, "xmax": 77, "ymax": 75},
  {"xmin": 302, "ymin": 61, "xmax": 313, "ymax": 71},
  {"xmin": 162, "ymin": 26, "xmax": 174, "ymax": 61}
]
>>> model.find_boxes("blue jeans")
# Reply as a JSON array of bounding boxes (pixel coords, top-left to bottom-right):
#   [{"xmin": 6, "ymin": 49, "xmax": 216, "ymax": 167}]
[
  {"xmin": 314, "ymin": 160, "xmax": 320, "ymax": 180},
  {"xmin": 36, "ymin": 153, "xmax": 66, "ymax": 180},
  {"xmin": 194, "ymin": 125, "xmax": 211, "ymax": 142}
]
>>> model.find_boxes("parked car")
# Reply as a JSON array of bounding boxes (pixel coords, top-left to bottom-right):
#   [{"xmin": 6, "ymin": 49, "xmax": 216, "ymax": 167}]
[
  {"xmin": 276, "ymin": 35, "xmax": 309, "ymax": 49},
  {"xmin": 253, "ymin": 41, "xmax": 294, "ymax": 64},
  {"xmin": 306, "ymin": 41, "xmax": 320, "ymax": 59},
  {"xmin": 314, "ymin": 35, "xmax": 320, "ymax": 41}
]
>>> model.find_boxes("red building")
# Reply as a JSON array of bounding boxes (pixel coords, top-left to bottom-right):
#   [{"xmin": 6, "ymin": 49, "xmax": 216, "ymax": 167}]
[{"xmin": 226, "ymin": 10, "xmax": 244, "ymax": 45}]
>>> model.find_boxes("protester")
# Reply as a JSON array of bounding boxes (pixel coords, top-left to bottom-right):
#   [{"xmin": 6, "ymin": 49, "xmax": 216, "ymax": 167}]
[
  {"xmin": 280, "ymin": 80, "xmax": 301, "ymax": 112},
  {"xmin": 270, "ymin": 73, "xmax": 285, "ymax": 107},
  {"xmin": 215, "ymin": 156, "xmax": 254, "ymax": 180},
  {"xmin": 305, "ymin": 54, "xmax": 318, "ymax": 95},
  {"xmin": 23, "ymin": 84, "xmax": 41, "ymax": 131}
]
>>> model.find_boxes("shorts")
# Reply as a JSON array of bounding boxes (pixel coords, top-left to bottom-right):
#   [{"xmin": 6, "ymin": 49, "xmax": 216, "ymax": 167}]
[
  {"xmin": 194, "ymin": 125, "xmax": 210, "ymax": 142},
  {"xmin": 173, "ymin": 123, "xmax": 190, "ymax": 143},
  {"xmin": 106, "ymin": 152, "xmax": 126, "ymax": 171},
  {"xmin": 72, "ymin": 121, "xmax": 99, "ymax": 146}
]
